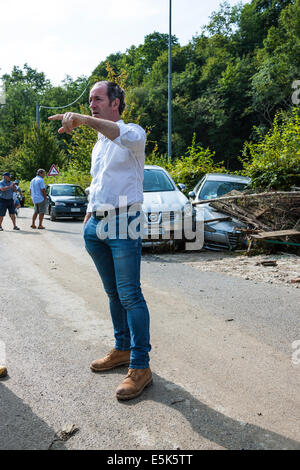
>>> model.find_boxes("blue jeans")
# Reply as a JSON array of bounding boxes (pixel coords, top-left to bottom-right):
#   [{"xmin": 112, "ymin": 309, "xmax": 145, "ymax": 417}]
[{"xmin": 84, "ymin": 215, "xmax": 151, "ymax": 369}]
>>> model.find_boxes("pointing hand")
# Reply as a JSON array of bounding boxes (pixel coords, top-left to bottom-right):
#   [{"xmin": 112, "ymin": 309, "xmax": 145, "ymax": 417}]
[{"xmin": 48, "ymin": 113, "xmax": 83, "ymax": 134}]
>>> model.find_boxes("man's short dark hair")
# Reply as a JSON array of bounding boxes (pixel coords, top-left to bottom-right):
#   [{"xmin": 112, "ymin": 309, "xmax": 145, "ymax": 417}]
[
  {"xmin": 37, "ymin": 169, "xmax": 46, "ymax": 175},
  {"xmin": 92, "ymin": 81, "xmax": 126, "ymax": 115}
]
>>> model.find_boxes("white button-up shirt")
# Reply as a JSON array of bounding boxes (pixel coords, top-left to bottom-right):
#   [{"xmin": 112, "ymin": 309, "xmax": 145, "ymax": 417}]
[{"xmin": 87, "ymin": 120, "xmax": 146, "ymax": 212}]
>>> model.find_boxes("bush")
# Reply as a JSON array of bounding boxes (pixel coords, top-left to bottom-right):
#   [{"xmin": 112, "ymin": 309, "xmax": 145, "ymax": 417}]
[
  {"xmin": 241, "ymin": 108, "xmax": 300, "ymax": 190},
  {"xmin": 43, "ymin": 167, "xmax": 92, "ymax": 188},
  {"xmin": 146, "ymin": 134, "xmax": 226, "ymax": 192},
  {"xmin": 0, "ymin": 150, "xmax": 19, "ymax": 176},
  {"xmin": 18, "ymin": 179, "xmax": 31, "ymax": 206}
]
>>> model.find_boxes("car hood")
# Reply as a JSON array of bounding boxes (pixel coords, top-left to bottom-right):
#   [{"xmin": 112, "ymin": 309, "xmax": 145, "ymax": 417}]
[
  {"xmin": 196, "ymin": 202, "xmax": 247, "ymax": 229},
  {"xmin": 143, "ymin": 190, "xmax": 189, "ymax": 212},
  {"xmin": 50, "ymin": 196, "xmax": 88, "ymax": 203}
]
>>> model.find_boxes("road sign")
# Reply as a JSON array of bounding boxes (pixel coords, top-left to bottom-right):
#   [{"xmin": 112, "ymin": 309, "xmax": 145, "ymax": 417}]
[{"xmin": 48, "ymin": 164, "xmax": 59, "ymax": 176}]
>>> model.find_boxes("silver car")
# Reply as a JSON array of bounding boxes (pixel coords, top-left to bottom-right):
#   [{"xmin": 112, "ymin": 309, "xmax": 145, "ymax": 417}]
[{"xmin": 189, "ymin": 173, "xmax": 251, "ymax": 250}]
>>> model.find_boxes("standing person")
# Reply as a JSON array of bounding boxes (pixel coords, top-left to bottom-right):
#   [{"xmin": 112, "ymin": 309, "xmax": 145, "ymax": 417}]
[
  {"xmin": 13, "ymin": 180, "xmax": 21, "ymax": 215},
  {"xmin": 30, "ymin": 169, "xmax": 47, "ymax": 229},
  {"xmin": 0, "ymin": 172, "xmax": 20, "ymax": 231},
  {"xmin": 14, "ymin": 180, "xmax": 23, "ymax": 207},
  {"xmin": 49, "ymin": 81, "xmax": 152, "ymax": 400}
]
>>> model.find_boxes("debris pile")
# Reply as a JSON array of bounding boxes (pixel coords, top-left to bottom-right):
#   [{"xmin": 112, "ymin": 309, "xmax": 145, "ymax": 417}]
[
  {"xmin": 208, "ymin": 191, "xmax": 300, "ymax": 232},
  {"xmin": 196, "ymin": 190, "xmax": 300, "ymax": 252}
]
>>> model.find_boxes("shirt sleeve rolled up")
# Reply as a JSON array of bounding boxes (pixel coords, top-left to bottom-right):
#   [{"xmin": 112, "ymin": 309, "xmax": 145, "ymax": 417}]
[{"xmin": 113, "ymin": 122, "xmax": 146, "ymax": 155}]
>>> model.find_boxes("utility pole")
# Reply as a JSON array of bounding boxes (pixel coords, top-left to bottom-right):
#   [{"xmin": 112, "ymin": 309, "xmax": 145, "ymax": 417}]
[
  {"xmin": 36, "ymin": 103, "xmax": 40, "ymax": 128},
  {"xmin": 168, "ymin": 0, "xmax": 172, "ymax": 161},
  {"xmin": 0, "ymin": 80, "xmax": 6, "ymax": 106}
]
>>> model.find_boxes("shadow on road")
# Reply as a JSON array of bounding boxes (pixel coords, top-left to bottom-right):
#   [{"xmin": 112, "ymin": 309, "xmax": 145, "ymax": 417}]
[
  {"xmin": 120, "ymin": 373, "xmax": 300, "ymax": 450},
  {"xmin": 0, "ymin": 381, "xmax": 66, "ymax": 450},
  {"xmin": 42, "ymin": 228, "xmax": 81, "ymax": 235}
]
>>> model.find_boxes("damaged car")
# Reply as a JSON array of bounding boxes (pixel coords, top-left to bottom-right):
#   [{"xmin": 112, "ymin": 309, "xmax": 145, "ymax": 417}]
[{"xmin": 189, "ymin": 173, "xmax": 251, "ymax": 250}]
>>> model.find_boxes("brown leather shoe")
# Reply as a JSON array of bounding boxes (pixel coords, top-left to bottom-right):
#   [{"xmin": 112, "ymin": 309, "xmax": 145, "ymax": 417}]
[
  {"xmin": 0, "ymin": 365, "xmax": 7, "ymax": 378},
  {"xmin": 90, "ymin": 349, "xmax": 130, "ymax": 372},
  {"xmin": 116, "ymin": 368, "xmax": 153, "ymax": 400}
]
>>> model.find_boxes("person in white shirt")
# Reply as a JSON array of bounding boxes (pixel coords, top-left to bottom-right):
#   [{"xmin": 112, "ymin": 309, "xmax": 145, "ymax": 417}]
[{"xmin": 49, "ymin": 82, "xmax": 152, "ymax": 400}]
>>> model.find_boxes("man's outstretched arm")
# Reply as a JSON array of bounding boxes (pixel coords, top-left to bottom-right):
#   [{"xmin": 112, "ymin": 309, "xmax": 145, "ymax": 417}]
[{"xmin": 48, "ymin": 113, "xmax": 120, "ymax": 141}]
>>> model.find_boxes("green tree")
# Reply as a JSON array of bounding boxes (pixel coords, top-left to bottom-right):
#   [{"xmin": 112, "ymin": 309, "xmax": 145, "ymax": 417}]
[
  {"xmin": 241, "ymin": 108, "xmax": 300, "ymax": 190},
  {"xmin": 237, "ymin": 0, "xmax": 293, "ymax": 54},
  {"xmin": 13, "ymin": 123, "xmax": 66, "ymax": 180},
  {"xmin": 0, "ymin": 65, "xmax": 50, "ymax": 155},
  {"xmin": 67, "ymin": 105, "xmax": 97, "ymax": 172}
]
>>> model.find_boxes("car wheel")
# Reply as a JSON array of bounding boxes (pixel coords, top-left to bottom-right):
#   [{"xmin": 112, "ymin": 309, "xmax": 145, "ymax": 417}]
[
  {"xmin": 174, "ymin": 240, "xmax": 185, "ymax": 251},
  {"xmin": 50, "ymin": 209, "xmax": 56, "ymax": 221}
]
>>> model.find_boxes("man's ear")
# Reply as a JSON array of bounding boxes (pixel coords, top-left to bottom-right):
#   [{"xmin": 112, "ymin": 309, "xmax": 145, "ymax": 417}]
[{"xmin": 113, "ymin": 98, "xmax": 120, "ymax": 111}]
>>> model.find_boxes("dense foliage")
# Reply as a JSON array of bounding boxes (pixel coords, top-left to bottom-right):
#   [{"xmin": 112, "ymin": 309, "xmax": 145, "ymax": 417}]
[
  {"xmin": 0, "ymin": 0, "xmax": 299, "ymax": 191},
  {"xmin": 241, "ymin": 108, "xmax": 300, "ymax": 190},
  {"xmin": 145, "ymin": 135, "xmax": 226, "ymax": 192}
]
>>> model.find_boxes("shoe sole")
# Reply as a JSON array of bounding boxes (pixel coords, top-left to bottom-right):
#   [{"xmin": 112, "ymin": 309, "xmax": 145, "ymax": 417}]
[
  {"xmin": 116, "ymin": 378, "xmax": 153, "ymax": 401},
  {"xmin": 90, "ymin": 361, "xmax": 130, "ymax": 372}
]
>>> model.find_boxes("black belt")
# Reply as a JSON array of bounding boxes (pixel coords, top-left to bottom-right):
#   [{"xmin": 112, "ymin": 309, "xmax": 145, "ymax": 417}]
[{"xmin": 92, "ymin": 205, "xmax": 139, "ymax": 220}]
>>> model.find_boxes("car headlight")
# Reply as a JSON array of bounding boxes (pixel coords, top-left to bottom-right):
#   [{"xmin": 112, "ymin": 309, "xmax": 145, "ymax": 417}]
[
  {"xmin": 183, "ymin": 203, "xmax": 193, "ymax": 216},
  {"xmin": 204, "ymin": 223, "xmax": 216, "ymax": 233},
  {"xmin": 55, "ymin": 202, "xmax": 66, "ymax": 206}
]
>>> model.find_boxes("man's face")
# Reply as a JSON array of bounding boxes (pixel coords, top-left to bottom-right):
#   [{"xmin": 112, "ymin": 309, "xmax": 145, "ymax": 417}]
[
  {"xmin": 89, "ymin": 84, "xmax": 115, "ymax": 121},
  {"xmin": 3, "ymin": 175, "xmax": 10, "ymax": 183}
]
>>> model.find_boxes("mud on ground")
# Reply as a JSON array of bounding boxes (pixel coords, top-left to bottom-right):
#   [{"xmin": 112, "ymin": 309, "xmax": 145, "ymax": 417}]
[{"xmin": 148, "ymin": 249, "xmax": 300, "ymax": 288}]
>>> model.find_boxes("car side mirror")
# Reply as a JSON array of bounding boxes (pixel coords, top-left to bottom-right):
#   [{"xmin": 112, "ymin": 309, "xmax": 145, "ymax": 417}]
[
  {"xmin": 178, "ymin": 183, "xmax": 186, "ymax": 192},
  {"xmin": 188, "ymin": 191, "xmax": 196, "ymax": 200}
]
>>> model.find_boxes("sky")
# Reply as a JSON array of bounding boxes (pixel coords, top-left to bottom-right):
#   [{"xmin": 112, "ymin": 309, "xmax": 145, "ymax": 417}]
[{"xmin": 0, "ymin": 0, "xmax": 250, "ymax": 85}]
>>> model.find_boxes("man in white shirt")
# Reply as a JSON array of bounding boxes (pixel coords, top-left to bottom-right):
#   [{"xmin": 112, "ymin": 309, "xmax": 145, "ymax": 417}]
[{"xmin": 49, "ymin": 82, "xmax": 152, "ymax": 400}]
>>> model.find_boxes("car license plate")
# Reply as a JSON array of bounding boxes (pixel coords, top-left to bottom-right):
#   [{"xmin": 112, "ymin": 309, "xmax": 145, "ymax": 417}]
[
  {"xmin": 146, "ymin": 227, "xmax": 164, "ymax": 236},
  {"xmin": 71, "ymin": 208, "xmax": 81, "ymax": 212}
]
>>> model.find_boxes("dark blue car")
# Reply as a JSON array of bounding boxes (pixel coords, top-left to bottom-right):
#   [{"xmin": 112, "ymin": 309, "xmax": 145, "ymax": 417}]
[{"xmin": 46, "ymin": 184, "xmax": 88, "ymax": 221}]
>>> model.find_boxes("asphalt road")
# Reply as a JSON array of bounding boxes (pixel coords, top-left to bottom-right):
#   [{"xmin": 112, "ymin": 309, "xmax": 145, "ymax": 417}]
[{"xmin": 0, "ymin": 208, "xmax": 300, "ymax": 450}]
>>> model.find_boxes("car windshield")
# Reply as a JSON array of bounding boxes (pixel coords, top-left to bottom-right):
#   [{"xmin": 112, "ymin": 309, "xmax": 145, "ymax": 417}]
[
  {"xmin": 199, "ymin": 180, "xmax": 248, "ymax": 200},
  {"xmin": 51, "ymin": 185, "xmax": 86, "ymax": 197},
  {"xmin": 143, "ymin": 169, "xmax": 174, "ymax": 192}
]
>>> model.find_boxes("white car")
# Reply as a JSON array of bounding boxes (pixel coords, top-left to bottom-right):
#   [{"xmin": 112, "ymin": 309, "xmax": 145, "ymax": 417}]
[
  {"xmin": 142, "ymin": 165, "xmax": 196, "ymax": 249},
  {"xmin": 86, "ymin": 165, "xmax": 196, "ymax": 249}
]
